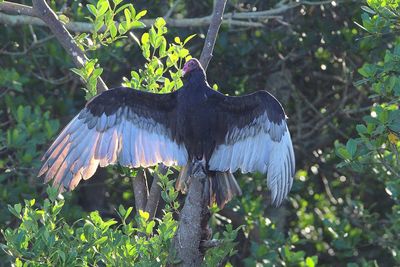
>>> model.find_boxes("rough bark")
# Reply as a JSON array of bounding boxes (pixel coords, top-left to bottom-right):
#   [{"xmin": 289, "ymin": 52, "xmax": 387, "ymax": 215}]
[
  {"xmin": 132, "ymin": 170, "xmax": 148, "ymax": 212},
  {"xmin": 172, "ymin": 161, "xmax": 210, "ymax": 266}
]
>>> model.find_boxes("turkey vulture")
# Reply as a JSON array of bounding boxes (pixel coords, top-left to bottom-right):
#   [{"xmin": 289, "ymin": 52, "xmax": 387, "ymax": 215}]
[{"xmin": 39, "ymin": 58, "xmax": 295, "ymax": 208}]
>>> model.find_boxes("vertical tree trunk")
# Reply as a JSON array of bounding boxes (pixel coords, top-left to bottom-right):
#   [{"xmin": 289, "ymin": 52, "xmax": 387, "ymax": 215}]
[
  {"xmin": 172, "ymin": 0, "xmax": 227, "ymax": 265},
  {"xmin": 172, "ymin": 162, "xmax": 209, "ymax": 266}
]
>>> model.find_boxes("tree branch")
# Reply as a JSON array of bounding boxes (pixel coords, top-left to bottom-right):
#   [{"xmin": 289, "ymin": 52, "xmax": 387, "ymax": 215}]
[
  {"xmin": 172, "ymin": 1, "xmax": 227, "ymax": 265},
  {"xmin": 0, "ymin": 1, "xmax": 35, "ymax": 16},
  {"xmin": 30, "ymin": 0, "xmax": 107, "ymax": 93},
  {"xmin": 132, "ymin": 170, "xmax": 148, "ymax": 212},
  {"xmin": 173, "ymin": 160, "xmax": 210, "ymax": 266},
  {"xmin": 0, "ymin": 12, "xmax": 264, "ymax": 30},
  {"xmin": 0, "ymin": 0, "xmax": 337, "ymax": 32},
  {"xmin": 199, "ymin": 0, "xmax": 227, "ymax": 70}
]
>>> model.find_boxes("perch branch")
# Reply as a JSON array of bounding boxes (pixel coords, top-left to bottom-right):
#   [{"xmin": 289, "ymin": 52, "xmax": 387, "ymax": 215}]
[
  {"xmin": 173, "ymin": 160, "xmax": 210, "ymax": 266},
  {"xmin": 30, "ymin": 0, "xmax": 107, "ymax": 93},
  {"xmin": 172, "ymin": 0, "xmax": 227, "ymax": 265}
]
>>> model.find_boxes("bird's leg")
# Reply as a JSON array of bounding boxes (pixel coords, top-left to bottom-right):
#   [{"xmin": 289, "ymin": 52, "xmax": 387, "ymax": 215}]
[
  {"xmin": 192, "ymin": 157, "xmax": 207, "ymax": 181},
  {"xmin": 181, "ymin": 157, "xmax": 207, "ymax": 191}
]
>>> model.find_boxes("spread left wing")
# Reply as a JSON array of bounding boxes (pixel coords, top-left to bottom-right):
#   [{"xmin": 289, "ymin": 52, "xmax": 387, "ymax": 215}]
[
  {"xmin": 207, "ymin": 90, "xmax": 295, "ymax": 206},
  {"xmin": 39, "ymin": 87, "xmax": 188, "ymax": 191}
]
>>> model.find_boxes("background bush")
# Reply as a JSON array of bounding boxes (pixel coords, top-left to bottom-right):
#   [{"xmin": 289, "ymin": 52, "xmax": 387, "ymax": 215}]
[{"xmin": 0, "ymin": 0, "xmax": 399, "ymax": 266}]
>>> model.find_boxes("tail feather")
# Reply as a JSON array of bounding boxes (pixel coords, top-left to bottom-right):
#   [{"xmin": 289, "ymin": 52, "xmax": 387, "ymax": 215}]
[
  {"xmin": 176, "ymin": 163, "xmax": 192, "ymax": 194},
  {"xmin": 176, "ymin": 162, "xmax": 242, "ymax": 208},
  {"xmin": 209, "ymin": 171, "xmax": 242, "ymax": 208}
]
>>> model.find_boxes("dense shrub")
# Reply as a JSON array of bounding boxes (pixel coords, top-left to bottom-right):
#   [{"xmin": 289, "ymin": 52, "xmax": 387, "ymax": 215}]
[{"xmin": 0, "ymin": 0, "xmax": 399, "ymax": 266}]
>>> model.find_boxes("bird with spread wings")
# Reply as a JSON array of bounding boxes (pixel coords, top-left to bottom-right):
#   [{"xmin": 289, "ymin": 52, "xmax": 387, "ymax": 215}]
[{"xmin": 39, "ymin": 58, "xmax": 295, "ymax": 208}]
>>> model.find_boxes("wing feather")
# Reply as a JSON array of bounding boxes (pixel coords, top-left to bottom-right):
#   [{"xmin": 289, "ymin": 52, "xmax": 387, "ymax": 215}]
[
  {"xmin": 39, "ymin": 87, "xmax": 188, "ymax": 191},
  {"xmin": 208, "ymin": 90, "xmax": 295, "ymax": 206}
]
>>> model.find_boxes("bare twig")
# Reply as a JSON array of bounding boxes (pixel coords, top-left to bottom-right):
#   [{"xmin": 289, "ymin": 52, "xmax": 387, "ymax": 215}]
[
  {"xmin": 30, "ymin": 0, "xmax": 107, "ymax": 93},
  {"xmin": 0, "ymin": 35, "xmax": 54, "ymax": 55},
  {"xmin": 165, "ymin": 0, "xmax": 181, "ymax": 19},
  {"xmin": 321, "ymin": 174, "xmax": 338, "ymax": 205},
  {"xmin": 200, "ymin": 239, "xmax": 224, "ymax": 249}
]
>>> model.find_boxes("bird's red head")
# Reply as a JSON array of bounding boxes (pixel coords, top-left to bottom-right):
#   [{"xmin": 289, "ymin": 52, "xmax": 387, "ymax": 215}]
[{"xmin": 182, "ymin": 58, "xmax": 202, "ymax": 77}]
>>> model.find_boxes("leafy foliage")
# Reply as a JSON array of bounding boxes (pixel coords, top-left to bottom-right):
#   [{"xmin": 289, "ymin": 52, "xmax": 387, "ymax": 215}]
[
  {"xmin": 1, "ymin": 0, "xmax": 400, "ymax": 266},
  {"xmin": 335, "ymin": 0, "xmax": 400, "ymax": 262},
  {"xmin": 2, "ymin": 187, "xmax": 178, "ymax": 266}
]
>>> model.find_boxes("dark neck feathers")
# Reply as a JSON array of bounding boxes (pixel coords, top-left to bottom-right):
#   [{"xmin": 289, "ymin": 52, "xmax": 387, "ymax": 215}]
[{"xmin": 185, "ymin": 68, "xmax": 207, "ymax": 86}]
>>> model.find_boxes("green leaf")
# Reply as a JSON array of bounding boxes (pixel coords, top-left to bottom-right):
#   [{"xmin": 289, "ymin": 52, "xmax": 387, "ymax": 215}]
[
  {"xmin": 124, "ymin": 8, "xmax": 131, "ymax": 24},
  {"xmin": 124, "ymin": 207, "xmax": 133, "ymax": 221},
  {"xmin": 58, "ymin": 14, "xmax": 70, "ymax": 24},
  {"xmin": 358, "ymin": 63, "xmax": 377, "ymax": 78},
  {"xmin": 139, "ymin": 210, "xmax": 150, "ymax": 221},
  {"xmin": 184, "ymin": 34, "xmax": 196, "ymax": 45},
  {"xmin": 110, "ymin": 23, "xmax": 117, "ymax": 38},
  {"xmin": 141, "ymin": 32, "xmax": 149, "ymax": 45},
  {"xmin": 52, "ymin": 201, "xmax": 64, "ymax": 216},
  {"xmin": 47, "ymin": 187, "xmax": 58, "ymax": 202},
  {"xmin": 58, "ymin": 251, "xmax": 66, "ymax": 263},
  {"xmin": 155, "ymin": 17, "xmax": 166, "ymax": 29},
  {"xmin": 93, "ymin": 67, "xmax": 103, "ymax": 78},
  {"xmin": 113, "ymin": 0, "xmax": 123, "ymax": 5},
  {"xmin": 159, "ymin": 37, "xmax": 167, "ymax": 57},
  {"xmin": 361, "ymin": 5, "xmax": 376, "ymax": 14},
  {"xmin": 118, "ymin": 23, "xmax": 127, "ymax": 34},
  {"xmin": 136, "ymin": 10, "xmax": 147, "ymax": 20},
  {"xmin": 8, "ymin": 204, "xmax": 21, "ymax": 218},
  {"xmin": 115, "ymin": 3, "xmax": 132, "ymax": 15},
  {"xmin": 356, "ymin": 124, "xmax": 368, "ymax": 134},
  {"xmin": 146, "ymin": 221, "xmax": 155, "ymax": 235},
  {"xmin": 346, "ymin": 139, "xmax": 357, "ymax": 157},
  {"xmin": 70, "ymin": 68, "xmax": 86, "ymax": 80},
  {"xmin": 87, "ymin": 4, "xmax": 97, "ymax": 16},
  {"xmin": 16, "ymin": 105, "xmax": 24, "ymax": 123},
  {"xmin": 97, "ymin": 0, "xmax": 109, "ymax": 16},
  {"xmin": 94, "ymin": 236, "xmax": 108, "ymax": 246},
  {"xmin": 129, "ymin": 20, "xmax": 146, "ymax": 29},
  {"xmin": 336, "ymin": 146, "xmax": 351, "ymax": 160},
  {"xmin": 94, "ymin": 19, "xmax": 104, "ymax": 33},
  {"xmin": 149, "ymin": 27, "xmax": 157, "ymax": 46},
  {"xmin": 174, "ymin": 36, "xmax": 181, "ymax": 44},
  {"xmin": 305, "ymin": 256, "xmax": 318, "ymax": 267},
  {"xmin": 179, "ymin": 48, "xmax": 189, "ymax": 58}
]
